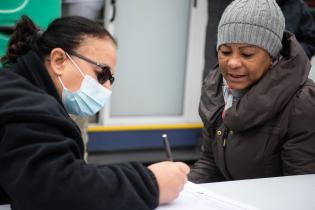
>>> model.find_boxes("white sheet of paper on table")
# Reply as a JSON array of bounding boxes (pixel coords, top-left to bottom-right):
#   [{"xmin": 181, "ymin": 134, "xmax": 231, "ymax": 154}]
[{"xmin": 157, "ymin": 181, "xmax": 260, "ymax": 210}]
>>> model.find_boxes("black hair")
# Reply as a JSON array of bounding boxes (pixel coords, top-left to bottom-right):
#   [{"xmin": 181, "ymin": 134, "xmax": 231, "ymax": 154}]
[{"xmin": 1, "ymin": 15, "xmax": 117, "ymax": 64}]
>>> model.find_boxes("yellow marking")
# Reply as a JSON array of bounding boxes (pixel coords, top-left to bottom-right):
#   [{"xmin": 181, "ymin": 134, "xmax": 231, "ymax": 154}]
[{"xmin": 88, "ymin": 123, "xmax": 203, "ymax": 132}]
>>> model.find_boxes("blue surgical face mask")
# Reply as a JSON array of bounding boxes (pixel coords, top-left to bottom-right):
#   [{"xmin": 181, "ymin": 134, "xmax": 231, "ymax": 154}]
[{"xmin": 58, "ymin": 53, "xmax": 112, "ymax": 116}]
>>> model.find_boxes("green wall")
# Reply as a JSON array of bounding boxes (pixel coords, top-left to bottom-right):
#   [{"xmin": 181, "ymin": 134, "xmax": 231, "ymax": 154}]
[{"xmin": 0, "ymin": 0, "xmax": 61, "ymax": 58}]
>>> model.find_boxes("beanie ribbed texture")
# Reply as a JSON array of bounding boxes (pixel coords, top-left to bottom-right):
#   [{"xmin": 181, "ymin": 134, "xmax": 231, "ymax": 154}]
[{"xmin": 217, "ymin": 0, "xmax": 285, "ymax": 58}]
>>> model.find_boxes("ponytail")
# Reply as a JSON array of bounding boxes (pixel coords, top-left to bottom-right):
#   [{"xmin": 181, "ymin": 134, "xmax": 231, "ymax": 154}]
[{"xmin": 1, "ymin": 15, "xmax": 41, "ymax": 64}]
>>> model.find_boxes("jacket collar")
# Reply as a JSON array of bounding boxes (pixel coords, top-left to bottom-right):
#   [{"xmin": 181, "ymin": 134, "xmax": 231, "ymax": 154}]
[
  {"xmin": 13, "ymin": 50, "xmax": 63, "ymax": 106},
  {"xmin": 199, "ymin": 68, "xmax": 224, "ymax": 131},
  {"xmin": 224, "ymin": 32, "xmax": 311, "ymax": 131}
]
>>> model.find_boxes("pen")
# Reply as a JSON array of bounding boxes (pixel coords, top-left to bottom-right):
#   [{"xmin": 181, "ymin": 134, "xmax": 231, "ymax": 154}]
[{"xmin": 162, "ymin": 134, "xmax": 174, "ymax": 161}]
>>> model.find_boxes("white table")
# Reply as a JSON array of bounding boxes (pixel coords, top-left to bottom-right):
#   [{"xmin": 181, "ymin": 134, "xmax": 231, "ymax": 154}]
[
  {"xmin": 201, "ymin": 174, "xmax": 315, "ymax": 210},
  {"xmin": 1, "ymin": 174, "xmax": 314, "ymax": 210}
]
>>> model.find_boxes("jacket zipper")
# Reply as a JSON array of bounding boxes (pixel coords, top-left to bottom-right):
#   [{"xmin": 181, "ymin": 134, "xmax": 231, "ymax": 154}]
[
  {"xmin": 222, "ymin": 127, "xmax": 232, "ymax": 179},
  {"xmin": 222, "ymin": 128, "xmax": 228, "ymax": 148}
]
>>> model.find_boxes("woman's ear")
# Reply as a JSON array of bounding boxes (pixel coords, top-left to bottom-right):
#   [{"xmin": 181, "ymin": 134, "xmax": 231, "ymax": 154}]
[{"xmin": 49, "ymin": 48, "xmax": 67, "ymax": 76}]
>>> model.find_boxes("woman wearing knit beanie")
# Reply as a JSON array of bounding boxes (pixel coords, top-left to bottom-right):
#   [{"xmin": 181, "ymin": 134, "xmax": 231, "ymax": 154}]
[{"xmin": 189, "ymin": 0, "xmax": 315, "ymax": 183}]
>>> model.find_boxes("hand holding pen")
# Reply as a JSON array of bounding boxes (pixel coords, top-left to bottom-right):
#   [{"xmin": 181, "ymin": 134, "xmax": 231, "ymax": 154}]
[{"xmin": 147, "ymin": 133, "xmax": 190, "ymax": 204}]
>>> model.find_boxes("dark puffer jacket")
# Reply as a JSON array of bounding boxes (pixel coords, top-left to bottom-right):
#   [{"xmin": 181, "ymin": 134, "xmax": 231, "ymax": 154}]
[{"xmin": 189, "ymin": 32, "xmax": 315, "ymax": 183}]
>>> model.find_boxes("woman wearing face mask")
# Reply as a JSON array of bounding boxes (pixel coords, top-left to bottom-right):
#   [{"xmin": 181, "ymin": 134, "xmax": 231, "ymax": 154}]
[
  {"xmin": 188, "ymin": 0, "xmax": 315, "ymax": 183},
  {"xmin": 0, "ymin": 16, "xmax": 189, "ymax": 210}
]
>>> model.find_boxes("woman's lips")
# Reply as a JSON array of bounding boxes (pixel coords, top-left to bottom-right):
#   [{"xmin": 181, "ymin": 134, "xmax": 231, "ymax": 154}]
[{"xmin": 228, "ymin": 73, "xmax": 246, "ymax": 82}]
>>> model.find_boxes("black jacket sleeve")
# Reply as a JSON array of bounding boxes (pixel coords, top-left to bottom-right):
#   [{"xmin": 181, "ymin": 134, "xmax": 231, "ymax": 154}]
[
  {"xmin": 0, "ymin": 112, "xmax": 159, "ymax": 210},
  {"xmin": 0, "ymin": 186, "xmax": 9, "ymax": 204},
  {"xmin": 280, "ymin": 0, "xmax": 315, "ymax": 58},
  {"xmin": 296, "ymin": 2, "xmax": 315, "ymax": 58}
]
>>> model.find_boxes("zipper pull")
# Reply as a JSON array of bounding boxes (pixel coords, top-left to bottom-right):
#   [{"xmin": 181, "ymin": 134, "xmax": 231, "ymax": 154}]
[
  {"xmin": 222, "ymin": 128, "xmax": 229, "ymax": 148},
  {"xmin": 223, "ymin": 138, "xmax": 227, "ymax": 148}
]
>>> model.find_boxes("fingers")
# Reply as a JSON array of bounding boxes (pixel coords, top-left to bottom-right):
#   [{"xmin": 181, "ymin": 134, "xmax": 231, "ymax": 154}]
[
  {"xmin": 147, "ymin": 161, "xmax": 190, "ymax": 205},
  {"xmin": 175, "ymin": 162, "xmax": 190, "ymax": 175}
]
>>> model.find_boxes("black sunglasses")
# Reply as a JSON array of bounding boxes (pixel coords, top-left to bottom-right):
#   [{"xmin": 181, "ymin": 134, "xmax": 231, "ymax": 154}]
[{"xmin": 67, "ymin": 50, "xmax": 115, "ymax": 85}]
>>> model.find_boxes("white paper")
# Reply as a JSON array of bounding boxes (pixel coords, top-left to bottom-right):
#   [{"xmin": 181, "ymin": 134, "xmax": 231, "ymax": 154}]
[
  {"xmin": 0, "ymin": 205, "xmax": 10, "ymax": 210},
  {"xmin": 156, "ymin": 181, "xmax": 260, "ymax": 210}
]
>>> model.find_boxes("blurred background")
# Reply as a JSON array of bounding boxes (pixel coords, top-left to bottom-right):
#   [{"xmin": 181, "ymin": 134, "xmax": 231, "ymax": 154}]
[{"xmin": 1, "ymin": 0, "xmax": 314, "ymax": 166}]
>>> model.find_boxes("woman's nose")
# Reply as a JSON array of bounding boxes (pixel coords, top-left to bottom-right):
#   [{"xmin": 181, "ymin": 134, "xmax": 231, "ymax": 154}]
[{"xmin": 227, "ymin": 56, "xmax": 242, "ymax": 69}]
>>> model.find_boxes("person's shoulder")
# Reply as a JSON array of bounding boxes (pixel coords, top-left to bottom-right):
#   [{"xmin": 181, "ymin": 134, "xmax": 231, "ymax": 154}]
[
  {"xmin": 279, "ymin": 0, "xmax": 302, "ymax": 13},
  {"xmin": 284, "ymin": 80, "xmax": 315, "ymax": 140},
  {"xmin": 0, "ymin": 69, "xmax": 62, "ymax": 117},
  {"xmin": 291, "ymin": 79, "xmax": 315, "ymax": 118},
  {"xmin": 280, "ymin": 0, "xmax": 302, "ymax": 6},
  {"xmin": 296, "ymin": 79, "xmax": 315, "ymax": 102}
]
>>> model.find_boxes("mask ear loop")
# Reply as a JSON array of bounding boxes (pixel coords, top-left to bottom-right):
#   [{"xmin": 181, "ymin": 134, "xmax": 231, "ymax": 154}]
[
  {"xmin": 58, "ymin": 75, "xmax": 66, "ymax": 89},
  {"xmin": 65, "ymin": 52, "xmax": 85, "ymax": 77}
]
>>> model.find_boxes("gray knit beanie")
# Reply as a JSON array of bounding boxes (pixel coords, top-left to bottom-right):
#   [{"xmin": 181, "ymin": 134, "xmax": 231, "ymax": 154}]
[{"xmin": 217, "ymin": 0, "xmax": 285, "ymax": 58}]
